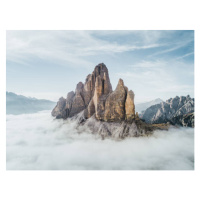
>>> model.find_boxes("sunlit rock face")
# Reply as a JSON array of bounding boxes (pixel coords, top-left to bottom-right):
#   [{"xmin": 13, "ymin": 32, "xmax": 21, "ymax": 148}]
[
  {"xmin": 125, "ymin": 90, "xmax": 135, "ymax": 122},
  {"xmin": 52, "ymin": 63, "xmax": 173, "ymax": 138},
  {"xmin": 104, "ymin": 79, "xmax": 127, "ymax": 122},
  {"xmin": 52, "ymin": 63, "xmax": 136, "ymax": 123}
]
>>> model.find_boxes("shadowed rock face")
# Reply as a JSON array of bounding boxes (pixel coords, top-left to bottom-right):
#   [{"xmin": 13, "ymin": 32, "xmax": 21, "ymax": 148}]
[
  {"xmin": 52, "ymin": 63, "xmax": 174, "ymax": 138},
  {"xmin": 69, "ymin": 82, "xmax": 85, "ymax": 117},
  {"xmin": 52, "ymin": 63, "xmax": 136, "ymax": 123},
  {"xmin": 140, "ymin": 95, "xmax": 194, "ymax": 126},
  {"xmin": 65, "ymin": 91, "xmax": 75, "ymax": 118},
  {"xmin": 51, "ymin": 97, "xmax": 67, "ymax": 119},
  {"xmin": 171, "ymin": 112, "xmax": 194, "ymax": 127}
]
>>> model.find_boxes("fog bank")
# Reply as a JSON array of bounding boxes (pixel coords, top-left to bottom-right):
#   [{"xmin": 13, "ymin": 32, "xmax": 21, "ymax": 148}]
[{"xmin": 6, "ymin": 111, "xmax": 194, "ymax": 170}]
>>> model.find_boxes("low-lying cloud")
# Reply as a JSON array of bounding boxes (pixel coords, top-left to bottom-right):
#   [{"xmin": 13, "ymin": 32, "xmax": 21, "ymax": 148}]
[{"xmin": 6, "ymin": 111, "xmax": 194, "ymax": 170}]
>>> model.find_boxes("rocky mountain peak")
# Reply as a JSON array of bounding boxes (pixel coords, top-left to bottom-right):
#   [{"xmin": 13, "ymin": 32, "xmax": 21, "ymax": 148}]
[
  {"xmin": 52, "ymin": 63, "xmax": 136, "ymax": 123},
  {"xmin": 75, "ymin": 82, "xmax": 84, "ymax": 93},
  {"xmin": 116, "ymin": 78, "xmax": 125, "ymax": 90},
  {"xmin": 94, "ymin": 63, "xmax": 108, "ymax": 77},
  {"xmin": 59, "ymin": 97, "xmax": 65, "ymax": 101},
  {"xmin": 66, "ymin": 91, "xmax": 75, "ymax": 100},
  {"xmin": 140, "ymin": 95, "xmax": 194, "ymax": 124}
]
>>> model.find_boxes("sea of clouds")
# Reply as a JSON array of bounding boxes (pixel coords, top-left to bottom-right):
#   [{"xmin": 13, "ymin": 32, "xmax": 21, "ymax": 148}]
[{"xmin": 6, "ymin": 110, "xmax": 194, "ymax": 170}]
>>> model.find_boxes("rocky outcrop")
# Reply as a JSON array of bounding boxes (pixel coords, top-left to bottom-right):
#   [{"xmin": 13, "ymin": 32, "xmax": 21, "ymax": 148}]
[
  {"xmin": 104, "ymin": 79, "xmax": 127, "ymax": 122},
  {"xmin": 65, "ymin": 91, "xmax": 75, "ymax": 117},
  {"xmin": 52, "ymin": 63, "xmax": 115, "ymax": 120},
  {"xmin": 52, "ymin": 63, "xmax": 136, "ymax": 124},
  {"xmin": 125, "ymin": 90, "xmax": 135, "ymax": 122},
  {"xmin": 51, "ymin": 97, "xmax": 67, "ymax": 119},
  {"xmin": 82, "ymin": 115, "xmax": 141, "ymax": 139},
  {"xmin": 140, "ymin": 95, "xmax": 194, "ymax": 127},
  {"xmin": 69, "ymin": 110, "xmax": 170, "ymax": 139},
  {"xmin": 91, "ymin": 64, "xmax": 113, "ymax": 120},
  {"xmin": 171, "ymin": 112, "xmax": 194, "ymax": 127},
  {"xmin": 52, "ymin": 63, "xmax": 174, "ymax": 138},
  {"xmin": 69, "ymin": 82, "xmax": 85, "ymax": 117}
]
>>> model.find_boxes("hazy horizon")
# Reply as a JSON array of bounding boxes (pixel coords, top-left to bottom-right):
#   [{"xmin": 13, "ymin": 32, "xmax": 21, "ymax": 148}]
[
  {"xmin": 6, "ymin": 30, "xmax": 194, "ymax": 103},
  {"xmin": 6, "ymin": 30, "xmax": 195, "ymax": 170},
  {"xmin": 6, "ymin": 90, "xmax": 165, "ymax": 104}
]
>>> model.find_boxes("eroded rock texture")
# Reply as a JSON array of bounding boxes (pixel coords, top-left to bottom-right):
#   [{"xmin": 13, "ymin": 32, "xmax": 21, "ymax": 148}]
[
  {"xmin": 140, "ymin": 95, "xmax": 194, "ymax": 126},
  {"xmin": 51, "ymin": 63, "xmax": 175, "ymax": 137},
  {"xmin": 52, "ymin": 63, "xmax": 136, "ymax": 123},
  {"xmin": 171, "ymin": 112, "xmax": 194, "ymax": 128},
  {"xmin": 125, "ymin": 90, "xmax": 135, "ymax": 122},
  {"xmin": 104, "ymin": 79, "xmax": 127, "ymax": 122},
  {"xmin": 51, "ymin": 97, "xmax": 67, "ymax": 119}
]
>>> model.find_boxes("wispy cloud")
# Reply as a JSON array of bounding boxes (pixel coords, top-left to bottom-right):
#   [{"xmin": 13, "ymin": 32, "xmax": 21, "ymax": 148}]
[
  {"xmin": 6, "ymin": 30, "xmax": 194, "ymax": 102},
  {"xmin": 176, "ymin": 52, "xmax": 194, "ymax": 60},
  {"xmin": 6, "ymin": 31, "xmax": 165, "ymax": 67},
  {"xmin": 149, "ymin": 39, "xmax": 193, "ymax": 57},
  {"xmin": 128, "ymin": 60, "xmax": 167, "ymax": 69},
  {"xmin": 116, "ymin": 59, "xmax": 194, "ymax": 102}
]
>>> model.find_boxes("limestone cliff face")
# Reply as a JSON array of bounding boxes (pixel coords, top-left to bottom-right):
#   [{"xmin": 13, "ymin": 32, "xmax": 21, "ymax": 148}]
[
  {"xmin": 104, "ymin": 79, "xmax": 127, "ymax": 122},
  {"xmin": 69, "ymin": 82, "xmax": 85, "ymax": 117},
  {"xmin": 125, "ymin": 90, "xmax": 135, "ymax": 122},
  {"xmin": 52, "ymin": 63, "xmax": 136, "ymax": 123}
]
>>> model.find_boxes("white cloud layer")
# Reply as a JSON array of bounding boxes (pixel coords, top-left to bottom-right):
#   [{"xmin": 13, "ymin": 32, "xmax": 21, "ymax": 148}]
[{"xmin": 7, "ymin": 111, "xmax": 194, "ymax": 170}]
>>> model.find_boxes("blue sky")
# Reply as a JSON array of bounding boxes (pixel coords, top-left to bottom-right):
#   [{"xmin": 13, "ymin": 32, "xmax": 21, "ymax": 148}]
[{"xmin": 6, "ymin": 30, "xmax": 194, "ymax": 103}]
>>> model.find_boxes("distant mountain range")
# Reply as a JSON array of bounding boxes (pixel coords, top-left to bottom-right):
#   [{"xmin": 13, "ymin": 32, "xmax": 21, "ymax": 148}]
[
  {"xmin": 140, "ymin": 95, "xmax": 194, "ymax": 127},
  {"xmin": 6, "ymin": 92, "xmax": 56, "ymax": 115},
  {"xmin": 135, "ymin": 98, "xmax": 163, "ymax": 113}
]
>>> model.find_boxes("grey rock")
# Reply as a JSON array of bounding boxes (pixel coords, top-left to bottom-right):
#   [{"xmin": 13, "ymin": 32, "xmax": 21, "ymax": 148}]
[
  {"xmin": 52, "ymin": 63, "xmax": 134, "ymax": 122},
  {"xmin": 51, "ymin": 97, "xmax": 67, "ymax": 119},
  {"xmin": 80, "ymin": 113, "xmax": 141, "ymax": 139},
  {"xmin": 141, "ymin": 95, "xmax": 194, "ymax": 125},
  {"xmin": 52, "ymin": 63, "xmax": 113, "ymax": 120},
  {"xmin": 171, "ymin": 112, "xmax": 194, "ymax": 127},
  {"xmin": 52, "ymin": 63, "xmax": 173, "ymax": 138},
  {"xmin": 69, "ymin": 82, "xmax": 86, "ymax": 117}
]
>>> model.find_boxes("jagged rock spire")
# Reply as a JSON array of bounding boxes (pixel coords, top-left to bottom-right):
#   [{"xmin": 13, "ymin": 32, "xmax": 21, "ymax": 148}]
[
  {"xmin": 52, "ymin": 63, "xmax": 136, "ymax": 122},
  {"xmin": 125, "ymin": 90, "xmax": 135, "ymax": 122},
  {"xmin": 104, "ymin": 79, "xmax": 127, "ymax": 121}
]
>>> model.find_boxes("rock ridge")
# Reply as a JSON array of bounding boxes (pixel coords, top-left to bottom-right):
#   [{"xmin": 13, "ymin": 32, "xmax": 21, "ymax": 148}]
[{"xmin": 140, "ymin": 95, "xmax": 194, "ymax": 127}]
